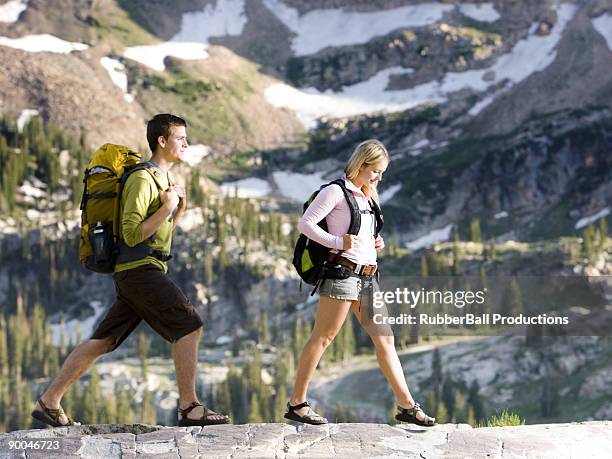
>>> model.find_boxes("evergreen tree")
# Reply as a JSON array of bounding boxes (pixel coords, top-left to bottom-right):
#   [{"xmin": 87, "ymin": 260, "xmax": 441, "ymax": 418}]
[
  {"xmin": 116, "ymin": 388, "xmax": 133, "ymax": 424},
  {"xmin": 452, "ymin": 226, "xmax": 461, "ymax": 275},
  {"xmin": 62, "ymin": 385, "xmax": 76, "ymax": 425},
  {"xmin": 454, "ymin": 391, "xmax": 467, "ymax": 423},
  {"xmin": 540, "ymin": 374, "xmax": 560, "ymax": 418},
  {"xmin": 582, "ymin": 224, "xmax": 596, "ymax": 265},
  {"xmin": 435, "ymin": 401, "xmax": 449, "ymax": 424},
  {"xmin": 478, "ymin": 265, "xmax": 489, "ymax": 316},
  {"xmin": 226, "ymin": 365, "xmax": 246, "ymax": 423},
  {"xmin": 274, "ymin": 383, "xmax": 288, "ymax": 423},
  {"xmin": 59, "ymin": 319, "xmax": 68, "ymax": 361},
  {"xmin": 214, "ymin": 379, "xmax": 232, "ymax": 420},
  {"xmin": 470, "ymin": 218, "xmax": 482, "ymax": 243},
  {"xmin": 466, "ymin": 406, "xmax": 477, "ymax": 427},
  {"xmin": 341, "ymin": 314, "xmax": 356, "ymax": 362},
  {"xmin": 84, "ymin": 369, "xmax": 101, "ymax": 424},
  {"xmin": 204, "ymin": 250, "xmax": 214, "ymax": 287},
  {"xmin": 503, "ymin": 278, "xmax": 523, "ymax": 316},
  {"xmin": 136, "ymin": 332, "xmax": 150, "ymax": 379},
  {"xmin": 441, "ymin": 377, "xmax": 455, "ymax": 419},
  {"xmin": 467, "ymin": 380, "xmax": 484, "ymax": 422},
  {"xmin": 598, "ymin": 218, "xmax": 608, "ymax": 250},
  {"xmin": 259, "ymin": 310, "xmax": 270, "ymax": 345},
  {"xmin": 424, "ymin": 391, "xmax": 437, "ymax": 417},
  {"xmin": 18, "ymin": 379, "xmax": 33, "ymax": 430},
  {"xmin": 431, "ymin": 348, "xmax": 442, "ymax": 398},
  {"xmin": 247, "ymin": 392, "xmax": 263, "ymax": 423},
  {"xmin": 141, "ymin": 389, "xmax": 157, "ymax": 425}
]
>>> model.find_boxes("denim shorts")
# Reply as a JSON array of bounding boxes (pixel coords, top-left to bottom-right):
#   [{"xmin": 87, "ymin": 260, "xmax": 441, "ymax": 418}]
[{"xmin": 319, "ymin": 275, "xmax": 380, "ymax": 301}]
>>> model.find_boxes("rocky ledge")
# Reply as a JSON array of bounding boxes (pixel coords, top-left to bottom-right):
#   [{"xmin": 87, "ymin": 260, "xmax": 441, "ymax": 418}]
[{"xmin": 0, "ymin": 421, "xmax": 610, "ymax": 458}]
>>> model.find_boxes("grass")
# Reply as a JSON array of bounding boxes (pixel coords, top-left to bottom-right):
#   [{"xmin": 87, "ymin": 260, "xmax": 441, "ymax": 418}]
[
  {"xmin": 480, "ymin": 409, "xmax": 524, "ymax": 427},
  {"xmin": 91, "ymin": 0, "xmax": 158, "ymax": 47}
]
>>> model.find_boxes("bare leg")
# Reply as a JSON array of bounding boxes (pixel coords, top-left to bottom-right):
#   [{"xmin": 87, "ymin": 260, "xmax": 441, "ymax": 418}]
[
  {"xmin": 289, "ymin": 295, "xmax": 352, "ymax": 418},
  {"xmin": 350, "ymin": 302, "xmax": 428, "ymax": 421},
  {"xmin": 173, "ymin": 327, "xmax": 225, "ymax": 421},
  {"xmin": 34, "ymin": 337, "xmax": 115, "ymax": 425}
]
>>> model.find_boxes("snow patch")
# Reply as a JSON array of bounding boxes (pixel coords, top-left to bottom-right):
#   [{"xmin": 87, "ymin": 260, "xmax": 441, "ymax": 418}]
[
  {"xmin": 468, "ymin": 92, "xmax": 499, "ymax": 116},
  {"xmin": 263, "ymin": 0, "xmax": 454, "ymax": 56},
  {"xmin": 405, "ymin": 223, "xmax": 453, "ymax": 250},
  {"xmin": 215, "ymin": 335, "xmax": 232, "ymax": 345},
  {"xmin": 51, "ymin": 301, "xmax": 106, "ymax": 346},
  {"xmin": 592, "ymin": 13, "xmax": 612, "ymax": 52},
  {"xmin": 177, "ymin": 207, "xmax": 204, "ymax": 232},
  {"xmin": 220, "ymin": 177, "xmax": 271, "ymax": 198},
  {"xmin": 265, "ymin": 67, "xmax": 433, "ymax": 129},
  {"xmin": 412, "ymin": 139, "xmax": 430, "ymax": 149},
  {"xmin": 0, "ymin": 0, "xmax": 26, "ymax": 23},
  {"xmin": 266, "ymin": 3, "xmax": 576, "ymax": 129},
  {"xmin": 272, "ymin": 170, "xmax": 326, "ymax": 202},
  {"xmin": 0, "ymin": 217, "xmax": 17, "ymax": 235},
  {"xmin": 0, "ymin": 33, "xmax": 88, "ymax": 53},
  {"xmin": 494, "ymin": 210, "xmax": 509, "ymax": 219},
  {"xmin": 59, "ymin": 150, "xmax": 70, "ymax": 175},
  {"xmin": 17, "ymin": 108, "xmax": 39, "ymax": 132},
  {"xmin": 172, "ymin": 0, "xmax": 247, "ymax": 44},
  {"xmin": 182, "ymin": 144, "xmax": 210, "ymax": 166},
  {"xmin": 100, "ymin": 57, "xmax": 133, "ymax": 101},
  {"xmin": 123, "ymin": 42, "xmax": 209, "ymax": 72},
  {"xmin": 575, "ymin": 208, "xmax": 609, "ymax": 230},
  {"xmin": 457, "ymin": 3, "xmax": 500, "ymax": 23},
  {"xmin": 19, "ymin": 178, "xmax": 45, "ymax": 198},
  {"xmin": 379, "ymin": 183, "xmax": 401, "ymax": 204}
]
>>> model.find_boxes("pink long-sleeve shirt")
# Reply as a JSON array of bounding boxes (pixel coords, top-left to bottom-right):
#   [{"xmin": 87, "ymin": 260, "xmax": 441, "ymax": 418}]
[{"xmin": 297, "ymin": 177, "xmax": 378, "ymax": 266}]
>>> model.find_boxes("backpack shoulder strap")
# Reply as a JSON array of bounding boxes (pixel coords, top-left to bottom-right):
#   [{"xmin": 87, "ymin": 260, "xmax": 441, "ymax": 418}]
[
  {"xmin": 369, "ymin": 198, "xmax": 384, "ymax": 238},
  {"xmin": 124, "ymin": 161, "xmax": 166, "ymax": 191},
  {"xmin": 328, "ymin": 179, "xmax": 361, "ymax": 235}
]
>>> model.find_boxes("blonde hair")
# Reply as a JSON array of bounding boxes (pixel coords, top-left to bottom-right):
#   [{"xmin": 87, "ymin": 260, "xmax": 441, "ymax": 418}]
[{"xmin": 344, "ymin": 139, "xmax": 389, "ymax": 202}]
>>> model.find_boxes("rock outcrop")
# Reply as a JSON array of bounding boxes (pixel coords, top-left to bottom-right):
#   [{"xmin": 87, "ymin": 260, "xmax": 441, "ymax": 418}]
[{"xmin": 1, "ymin": 421, "xmax": 610, "ymax": 458}]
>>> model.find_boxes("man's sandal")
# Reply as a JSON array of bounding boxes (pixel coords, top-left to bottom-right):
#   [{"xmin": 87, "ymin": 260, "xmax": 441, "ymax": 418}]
[
  {"xmin": 177, "ymin": 401, "xmax": 231, "ymax": 426},
  {"xmin": 395, "ymin": 402, "xmax": 436, "ymax": 427},
  {"xmin": 284, "ymin": 401, "xmax": 327, "ymax": 425},
  {"xmin": 31, "ymin": 399, "xmax": 78, "ymax": 428}
]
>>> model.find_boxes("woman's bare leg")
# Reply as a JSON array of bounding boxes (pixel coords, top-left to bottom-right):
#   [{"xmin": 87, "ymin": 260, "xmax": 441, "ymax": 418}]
[
  {"xmin": 289, "ymin": 295, "xmax": 352, "ymax": 418},
  {"xmin": 350, "ymin": 301, "xmax": 427, "ymax": 421}
]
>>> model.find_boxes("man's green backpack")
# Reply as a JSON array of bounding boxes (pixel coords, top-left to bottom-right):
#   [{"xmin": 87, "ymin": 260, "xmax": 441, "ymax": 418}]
[
  {"xmin": 292, "ymin": 179, "xmax": 384, "ymax": 290},
  {"xmin": 78, "ymin": 144, "xmax": 166, "ymax": 273}
]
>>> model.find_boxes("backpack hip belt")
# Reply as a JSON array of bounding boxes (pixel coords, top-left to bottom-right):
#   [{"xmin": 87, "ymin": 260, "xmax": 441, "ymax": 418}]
[{"xmin": 115, "ymin": 241, "xmax": 172, "ymax": 264}]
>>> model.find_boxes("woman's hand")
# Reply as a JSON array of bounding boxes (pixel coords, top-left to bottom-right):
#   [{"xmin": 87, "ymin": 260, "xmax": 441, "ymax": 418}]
[
  {"xmin": 375, "ymin": 235, "xmax": 385, "ymax": 252},
  {"xmin": 343, "ymin": 234, "xmax": 359, "ymax": 250}
]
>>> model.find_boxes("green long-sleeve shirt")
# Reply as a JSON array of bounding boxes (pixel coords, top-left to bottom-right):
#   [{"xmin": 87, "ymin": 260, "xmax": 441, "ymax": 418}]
[{"xmin": 115, "ymin": 168, "xmax": 173, "ymax": 273}]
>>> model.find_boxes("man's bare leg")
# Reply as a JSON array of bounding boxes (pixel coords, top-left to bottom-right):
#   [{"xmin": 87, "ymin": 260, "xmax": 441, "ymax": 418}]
[
  {"xmin": 33, "ymin": 337, "xmax": 114, "ymax": 425},
  {"xmin": 172, "ymin": 327, "xmax": 226, "ymax": 421}
]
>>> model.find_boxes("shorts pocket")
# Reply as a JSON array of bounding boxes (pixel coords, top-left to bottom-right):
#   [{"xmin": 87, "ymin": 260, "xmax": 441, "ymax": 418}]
[{"xmin": 322, "ymin": 277, "xmax": 361, "ymax": 300}]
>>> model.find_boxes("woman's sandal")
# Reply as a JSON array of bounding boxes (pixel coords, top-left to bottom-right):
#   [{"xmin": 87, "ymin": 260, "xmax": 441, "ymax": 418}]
[
  {"xmin": 395, "ymin": 402, "xmax": 436, "ymax": 427},
  {"xmin": 177, "ymin": 401, "xmax": 231, "ymax": 426},
  {"xmin": 31, "ymin": 398, "xmax": 78, "ymax": 428},
  {"xmin": 284, "ymin": 401, "xmax": 327, "ymax": 425}
]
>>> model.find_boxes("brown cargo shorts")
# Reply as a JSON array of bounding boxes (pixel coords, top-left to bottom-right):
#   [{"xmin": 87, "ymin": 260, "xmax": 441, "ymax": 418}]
[{"xmin": 91, "ymin": 264, "xmax": 203, "ymax": 350}]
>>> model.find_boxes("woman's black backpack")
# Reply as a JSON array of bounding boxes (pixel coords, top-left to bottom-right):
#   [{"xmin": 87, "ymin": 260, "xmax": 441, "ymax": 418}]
[{"xmin": 292, "ymin": 179, "xmax": 383, "ymax": 288}]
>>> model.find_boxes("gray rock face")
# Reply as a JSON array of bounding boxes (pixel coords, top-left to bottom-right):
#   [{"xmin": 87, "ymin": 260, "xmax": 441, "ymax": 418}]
[{"xmin": 1, "ymin": 421, "xmax": 609, "ymax": 458}]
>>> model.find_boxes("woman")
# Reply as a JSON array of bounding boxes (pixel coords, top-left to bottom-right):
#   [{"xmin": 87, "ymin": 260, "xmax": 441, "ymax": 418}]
[{"xmin": 284, "ymin": 140, "xmax": 435, "ymax": 427}]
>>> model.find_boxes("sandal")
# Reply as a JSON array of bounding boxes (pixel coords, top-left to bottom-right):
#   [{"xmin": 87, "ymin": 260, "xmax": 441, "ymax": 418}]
[
  {"xmin": 31, "ymin": 398, "xmax": 78, "ymax": 428},
  {"xmin": 395, "ymin": 402, "xmax": 435, "ymax": 427},
  {"xmin": 177, "ymin": 401, "xmax": 230, "ymax": 426},
  {"xmin": 284, "ymin": 401, "xmax": 327, "ymax": 425}
]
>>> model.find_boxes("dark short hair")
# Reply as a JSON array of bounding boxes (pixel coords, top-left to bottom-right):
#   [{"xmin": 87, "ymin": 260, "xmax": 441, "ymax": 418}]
[{"xmin": 146, "ymin": 114, "xmax": 187, "ymax": 153}]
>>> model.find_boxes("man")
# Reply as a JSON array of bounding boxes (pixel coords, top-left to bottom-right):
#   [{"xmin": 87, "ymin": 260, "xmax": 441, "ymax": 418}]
[{"xmin": 32, "ymin": 114, "xmax": 230, "ymax": 427}]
